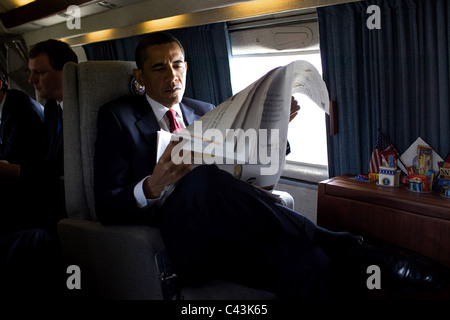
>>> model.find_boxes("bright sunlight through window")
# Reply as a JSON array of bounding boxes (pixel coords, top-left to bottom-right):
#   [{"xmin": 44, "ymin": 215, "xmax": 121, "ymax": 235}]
[{"xmin": 229, "ymin": 53, "xmax": 328, "ymax": 166}]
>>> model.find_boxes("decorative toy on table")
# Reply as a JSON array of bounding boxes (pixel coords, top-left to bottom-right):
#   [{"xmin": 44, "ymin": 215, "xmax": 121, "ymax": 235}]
[
  {"xmin": 367, "ymin": 129, "xmax": 404, "ymax": 187},
  {"xmin": 379, "ymin": 166, "xmax": 401, "ymax": 187},
  {"xmin": 367, "ymin": 131, "xmax": 446, "ymax": 194},
  {"xmin": 438, "ymin": 154, "xmax": 450, "ymax": 198},
  {"xmin": 407, "ymin": 170, "xmax": 435, "ymax": 192},
  {"xmin": 404, "ymin": 144, "xmax": 438, "ymax": 193}
]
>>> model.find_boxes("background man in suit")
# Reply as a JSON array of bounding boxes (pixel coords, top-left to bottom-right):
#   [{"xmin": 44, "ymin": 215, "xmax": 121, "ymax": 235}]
[
  {"xmin": 0, "ymin": 39, "xmax": 82, "ymax": 299},
  {"xmin": 0, "ymin": 71, "xmax": 44, "ymax": 234},
  {"xmin": 28, "ymin": 39, "xmax": 78, "ymax": 236},
  {"xmin": 94, "ymin": 32, "xmax": 446, "ymax": 299},
  {"xmin": 0, "ymin": 70, "xmax": 60, "ymax": 299}
]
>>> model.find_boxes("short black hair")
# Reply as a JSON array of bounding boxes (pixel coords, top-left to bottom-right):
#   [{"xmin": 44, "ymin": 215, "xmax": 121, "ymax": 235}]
[
  {"xmin": 135, "ymin": 32, "xmax": 185, "ymax": 70},
  {"xmin": 29, "ymin": 39, "xmax": 78, "ymax": 70}
]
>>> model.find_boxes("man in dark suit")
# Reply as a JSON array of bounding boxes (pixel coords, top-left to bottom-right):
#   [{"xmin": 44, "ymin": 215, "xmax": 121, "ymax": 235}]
[
  {"xmin": 0, "ymin": 71, "xmax": 61, "ymax": 299},
  {"xmin": 0, "ymin": 39, "xmax": 81, "ymax": 299},
  {"xmin": 94, "ymin": 94, "xmax": 214, "ymax": 224},
  {"xmin": 27, "ymin": 39, "xmax": 79, "ymax": 234},
  {"xmin": 94, "ymin": 32, "xmax": 332, "ymax": 299},
  {"xmin": 0, "ymin": 72, "xmax": 44, "ymax": 234},
  {"xmin": 94, "ymin": 32, "xmax": 447, "ymax": 299}
]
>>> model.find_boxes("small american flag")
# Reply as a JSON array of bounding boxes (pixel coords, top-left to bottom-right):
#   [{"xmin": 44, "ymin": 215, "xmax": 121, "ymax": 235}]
[{"xmin": 368, "ymin": 131, "xmax": 391, "ymax": 173}]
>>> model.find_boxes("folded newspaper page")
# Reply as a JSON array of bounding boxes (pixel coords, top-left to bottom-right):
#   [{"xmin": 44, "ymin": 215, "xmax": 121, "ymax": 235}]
[{"xmin": 159, "ymin": 60, "xmax": 329, "ymax": 189}]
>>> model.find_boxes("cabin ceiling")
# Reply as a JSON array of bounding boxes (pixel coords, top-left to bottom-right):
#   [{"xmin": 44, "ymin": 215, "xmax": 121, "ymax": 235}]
[
  {"xmin": 0, "ymin": 0, "xmax": 259, "ymax": 39},
  {"xmin": 0, "ymin": 0, "xmax": 143, "ymax": 31},
  {"xmin": 0, "ymin": 0, "xmax": 358, "ymax": 46}
]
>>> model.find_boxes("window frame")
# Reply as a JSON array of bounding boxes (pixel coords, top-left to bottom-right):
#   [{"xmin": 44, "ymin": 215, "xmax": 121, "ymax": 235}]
[{"xmin": 227, "ymin": 13, "xmax": 329, "ymax": 184}]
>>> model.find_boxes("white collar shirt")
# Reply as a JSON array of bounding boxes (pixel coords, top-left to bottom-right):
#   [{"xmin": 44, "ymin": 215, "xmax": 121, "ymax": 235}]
[{"xmin": 145, "ymin": 94, "xmax": 186, "ymax": 132}]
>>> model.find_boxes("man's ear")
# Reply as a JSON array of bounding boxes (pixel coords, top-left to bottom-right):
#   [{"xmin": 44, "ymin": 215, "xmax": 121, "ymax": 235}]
[{"xmin": 133, "ymin": 68, "xmax": 145, "ymax": 87}]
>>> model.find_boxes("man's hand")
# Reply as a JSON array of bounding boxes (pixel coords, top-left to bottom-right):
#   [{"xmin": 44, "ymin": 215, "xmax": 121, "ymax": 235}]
[
  {"xmin": 143, "ymin": 140, "xmax": 192, "ymax": 199},
  {"xmin": 290, "ymin": 96, "xmax": 300, "ymax": 122}
]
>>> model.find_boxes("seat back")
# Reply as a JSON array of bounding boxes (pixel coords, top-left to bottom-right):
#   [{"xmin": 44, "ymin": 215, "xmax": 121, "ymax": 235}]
[
  {"xmin": 63, "ymin": 61, "xmax": 137, "ymax": 220},
  {"xmin": 61, "ymin": 61, "xmax": 167, "ymax": 299}
]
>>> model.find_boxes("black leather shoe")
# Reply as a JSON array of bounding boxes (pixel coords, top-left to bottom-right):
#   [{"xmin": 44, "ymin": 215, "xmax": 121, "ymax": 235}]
[{"xmin": 350, "ymin": 237, "xmax": 449, "ymax": 291}]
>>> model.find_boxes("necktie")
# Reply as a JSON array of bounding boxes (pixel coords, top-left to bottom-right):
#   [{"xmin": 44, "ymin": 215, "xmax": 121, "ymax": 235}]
[
  {"xmin": 57, "ymin": 104, "xmax": 63, "ymax": 135},
  {"xmin": 166, "ymin": 109, "xmax": 182, "ymax": 133}
]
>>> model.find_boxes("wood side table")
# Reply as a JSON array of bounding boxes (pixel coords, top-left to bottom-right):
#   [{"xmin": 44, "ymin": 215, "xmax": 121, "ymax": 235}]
[{"xmin": 317, "ymin": 175, "xmax": 450, "ymax": 269}]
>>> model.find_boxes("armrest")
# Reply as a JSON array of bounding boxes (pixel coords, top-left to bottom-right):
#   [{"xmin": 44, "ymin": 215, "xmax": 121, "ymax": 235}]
[{"xmin": 57, "ymin": 218, "xmax": 165, "ymax": 299}]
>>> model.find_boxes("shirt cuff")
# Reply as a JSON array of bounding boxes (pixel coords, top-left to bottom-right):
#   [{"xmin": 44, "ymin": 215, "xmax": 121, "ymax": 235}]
[{"xmin": 134, "ymin": 176, "xmax": 164, "ymax": 208}]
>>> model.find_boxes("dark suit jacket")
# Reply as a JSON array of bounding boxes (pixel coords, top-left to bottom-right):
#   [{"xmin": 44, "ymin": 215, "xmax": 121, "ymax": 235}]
[
  {"xmin": 42, "ymin": 100, "xmax": 64, "ymax": 177},
  {"xmin": 0, "ymin": 89, "xmax": 45, "ymax": 235},
  {"xmin": 20, "ymin": 99, "xmax": 65, "ymax": 236},
  {"xmin": 94, "ymin": 94, "xmax": 214, "ymax": 225},
  {"xmin": 0, "ymin": 89, "xmax": 44, "ymax": 165}
]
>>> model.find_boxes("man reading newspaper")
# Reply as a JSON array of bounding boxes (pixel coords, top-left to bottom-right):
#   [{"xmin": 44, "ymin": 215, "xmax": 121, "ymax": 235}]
[{"xmin": 94, "ymin": 32, "xmax": 447, "ymax": 300}]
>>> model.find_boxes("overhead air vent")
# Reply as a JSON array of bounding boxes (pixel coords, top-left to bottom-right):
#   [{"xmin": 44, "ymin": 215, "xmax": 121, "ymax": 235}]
[
  {"xmin": 0, "ymin": 0, "xmax": 93, "ymax": 29},
  {"xmin": 228, "ymin": 11, "xmax": 319, "ymax": 56},
  {"xmin": 57, "ymin": 12, "xmax": 72, "ymax": 19},
  {"xmin": 230, "ymin": 23, "xmax": 319, "ymax": 56},
  {"xmin": 273, "ymin": 26, "xmax": 313, "ymax": 50},
  {"xmin": 97, "ymin": 1, "xmax": 119, "ymax": 9}
]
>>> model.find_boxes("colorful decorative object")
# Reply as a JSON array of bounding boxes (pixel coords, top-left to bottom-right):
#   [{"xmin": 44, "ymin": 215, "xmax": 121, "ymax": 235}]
[{"xmin": 378, "ymin": 166, "xmax": 401, "ymax": 187}]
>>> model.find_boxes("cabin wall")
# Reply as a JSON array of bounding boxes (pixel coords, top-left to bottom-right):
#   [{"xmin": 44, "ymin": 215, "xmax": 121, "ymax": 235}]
[{"xmin": 276, "ymin": 162, "xmax": 329, "ymax": 224}]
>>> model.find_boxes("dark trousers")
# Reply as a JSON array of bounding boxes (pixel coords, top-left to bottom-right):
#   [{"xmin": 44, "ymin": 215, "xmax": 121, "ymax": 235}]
[
  {"xmin": 158, "ymin": 165, "xmax": 331, "ymax": 299},
  {"xmin": 0, "ymin": 229, "xmax": 64, "ymax": 299}
]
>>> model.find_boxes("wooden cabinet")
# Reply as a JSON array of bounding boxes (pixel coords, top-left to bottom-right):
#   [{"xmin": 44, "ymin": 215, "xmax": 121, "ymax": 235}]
[{"xmin": 317, "ymin": 175, "xmax": 450, "ymax": 269}]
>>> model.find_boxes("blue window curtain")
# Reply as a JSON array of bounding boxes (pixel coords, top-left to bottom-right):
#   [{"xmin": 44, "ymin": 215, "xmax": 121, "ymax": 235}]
[
  {"xmin": 318, "ymin": 0, "xmax": 449, "ymax": 178},
  {"xmin": 82, "ymin": 22, "xmax": 232, "ymax": 106}
]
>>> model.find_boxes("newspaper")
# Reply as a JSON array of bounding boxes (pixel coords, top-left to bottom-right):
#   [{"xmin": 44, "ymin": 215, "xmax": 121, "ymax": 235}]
[{"xmin": 158, "ymin": 60, "xmax": 329, "ymax": 189}]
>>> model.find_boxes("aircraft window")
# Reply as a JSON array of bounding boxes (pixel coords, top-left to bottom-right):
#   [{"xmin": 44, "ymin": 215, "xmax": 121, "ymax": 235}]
[{"xmin": 229, "ymin": 52, "xmax": 328, "ymax": 168}]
